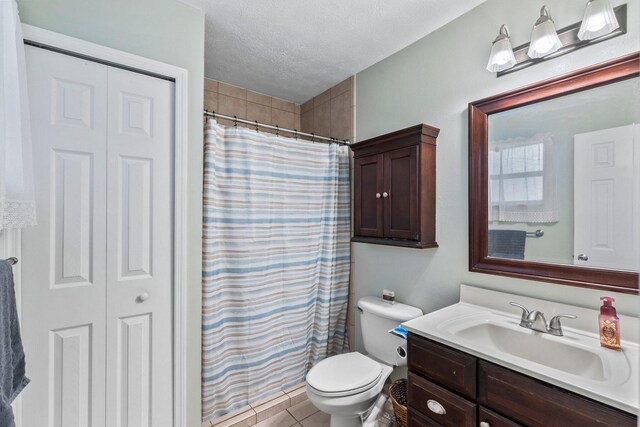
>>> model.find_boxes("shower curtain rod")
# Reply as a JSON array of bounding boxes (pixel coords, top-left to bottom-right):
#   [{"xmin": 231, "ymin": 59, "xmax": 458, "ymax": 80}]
[{"xmin": 204, "ymin": 110, "xmax": 350, "ymax": 145}]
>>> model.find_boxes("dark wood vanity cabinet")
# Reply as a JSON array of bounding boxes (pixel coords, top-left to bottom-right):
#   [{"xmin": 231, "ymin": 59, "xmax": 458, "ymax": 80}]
[
  {"xmin": 351, "ymin": 124, "xmax": 439, "ymax": 248},
  {"xmin": 407, "ymin": 333, "xmax": 637, "ymax": 427}
]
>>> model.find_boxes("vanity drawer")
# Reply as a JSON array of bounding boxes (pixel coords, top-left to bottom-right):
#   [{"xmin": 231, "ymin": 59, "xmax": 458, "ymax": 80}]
[
  {"xmin": 408, "ymin": 372, "xmax": 476, "ymax": 427},
  {"xmin": 479, "ymin": 406, "xmax": 523, "ymax": 427},
  {"xmin": 408, "ymin": 334, "xmax": 476, "ymax": 398},
  {"xmin": 478, "ymin": 360, "xmax": 637, "ymax": 427},
  {"xmin": 408, "ymin": 408, "xmax": 440, "ymax": 426}
]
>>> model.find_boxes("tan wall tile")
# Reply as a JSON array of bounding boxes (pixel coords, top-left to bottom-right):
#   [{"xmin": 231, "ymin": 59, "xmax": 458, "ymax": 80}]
[
  {"xmin": 331, "ymin": 76, "xmax": 353, "ymax": 99},
  {"xmin": 247, "ymin": 90, "xmax": 271, "ymax": 107},
  {"xmin": 272, "ymin": 109, "xmax": 294, "ymax": 129},
  {"xmin": 219, "ymin": 82, "xmax": 247, "ymax": 99},
  {"xmin": 271, "ymin": 97, "xmax": 295, "ymax": 113},
  {"xmin": 330, "ymin": 91, "xmax": 352, "ymax": 141},
  {"xmin": 313, "ymin": 102, "xmax": 331, "ymax": 137},
  {"xmin": 294, "ymin": 104, "xmax": 301, "ymax": 115},
  {"xmin": 313, "ymin": 89, "xmax": 331, "ymax": 108},
  {"xmin": 247, "ymin": 102, "xmax": 271, "ymax": 124},
  {"xmin": 294, "ymin": 114, "xmax": 301, "ymax": 131},
  {"xmin": 218, "ymin": 94, "xmax": 247, "ymax": 119},
  {"xmin": 204, "ymin": 91, "xmax": 218, "ymax": 111},
  {"xmin": 204, "ymin": 78, "xmax": 219, "ymax": 93},
  {"xmin": 301, "ymin": 99, "xmax": 314, "ymax": 114},
  {"xmin": 300, "ymin": 110, "xmax": 314, "ymax": 134}
]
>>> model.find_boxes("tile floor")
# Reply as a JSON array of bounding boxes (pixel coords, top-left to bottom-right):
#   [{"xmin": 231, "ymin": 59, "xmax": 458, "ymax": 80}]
[{"xmin": 203, "ymin": 384, "xmax": 330, "ymax": 427}]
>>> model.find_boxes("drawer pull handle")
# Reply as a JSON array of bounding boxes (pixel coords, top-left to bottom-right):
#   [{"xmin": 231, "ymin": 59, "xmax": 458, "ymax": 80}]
[
  {"xmin": 480, "ymin": 422, "xmax": 490, "ymax": 427},
  {"xmin": 426, "ymin": 399, "xmax": 446, "ymax": 415}
]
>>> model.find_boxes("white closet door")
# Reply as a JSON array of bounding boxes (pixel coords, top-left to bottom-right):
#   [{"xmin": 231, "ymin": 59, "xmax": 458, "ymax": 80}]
[
  {"xmin": 574, "ymin": 124, "xmax": 639, "ymax": 270},
  {"xmin": 22, "ymin": 46, "xmax": 108, "ymax": 427},
  {"xmin": 105, "ymin": 67, "xmax": 174, "ymax": 426}
]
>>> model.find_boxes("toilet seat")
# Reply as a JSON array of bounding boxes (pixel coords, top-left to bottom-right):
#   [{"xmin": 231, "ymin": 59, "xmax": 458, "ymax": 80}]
[{"xmin": 306, "ymin": 352, "xmax": 383, "ymax": 397}]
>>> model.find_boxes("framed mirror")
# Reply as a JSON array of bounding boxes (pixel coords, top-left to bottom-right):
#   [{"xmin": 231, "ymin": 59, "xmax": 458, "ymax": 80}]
[{"xmin": 469, "ymin": 52, "xmax": 639, "ymax": 294}]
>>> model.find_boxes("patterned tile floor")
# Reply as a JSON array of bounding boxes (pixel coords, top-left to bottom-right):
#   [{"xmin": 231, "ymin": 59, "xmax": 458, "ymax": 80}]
[{"xmin": 203, "ymin": 384, "xmax": 330, "ymax": 427}]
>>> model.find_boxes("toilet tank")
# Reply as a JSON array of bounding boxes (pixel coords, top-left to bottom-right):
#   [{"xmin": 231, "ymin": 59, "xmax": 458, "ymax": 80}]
[{"xmin": 357, "ymin": 296, "xmax": 423, "ymax": 366}]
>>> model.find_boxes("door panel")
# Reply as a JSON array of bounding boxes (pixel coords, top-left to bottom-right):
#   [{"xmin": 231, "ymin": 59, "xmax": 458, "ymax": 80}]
[
  {"xmin": 105, "ymin": 67, "xmax": 174, "ymax": 426},
  {"xmin": 574, "ymin": 125, "xmax": 639, "ymax": 270},
  {"xmin": 384, "ymin": 146, "xmax": 418, "ymax": 240},
  {"xmin": 22, "ymin": 46, "xmax": 108, "ymax": 427},
  {"xmin": 354, "ymin": 154, "xmax": 384, "ymax": 237}
]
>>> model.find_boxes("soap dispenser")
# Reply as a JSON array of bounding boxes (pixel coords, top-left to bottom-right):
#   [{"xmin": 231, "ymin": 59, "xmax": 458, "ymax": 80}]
[{"xmin": 599, "ymin": 297, "xmax": 620, "ymax": 351}]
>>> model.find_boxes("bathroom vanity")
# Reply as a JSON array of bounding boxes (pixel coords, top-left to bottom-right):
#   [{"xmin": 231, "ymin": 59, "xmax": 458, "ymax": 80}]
[{"xmin": 402, "ymin": 286, "xmax": 639, "ymax": 427}]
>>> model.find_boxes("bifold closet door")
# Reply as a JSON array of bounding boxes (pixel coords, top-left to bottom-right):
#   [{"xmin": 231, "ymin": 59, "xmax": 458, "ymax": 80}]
[
  {"xmin": 104, "ymin": 67, "xmax": 174, "ymax": 426},
  {"xmin": 22, "ymin": 46, "xmax": 108, "ymax": 427},
  {"xmin": 21, "ymin": 45, "xmax": 174, "ymax": 427}
]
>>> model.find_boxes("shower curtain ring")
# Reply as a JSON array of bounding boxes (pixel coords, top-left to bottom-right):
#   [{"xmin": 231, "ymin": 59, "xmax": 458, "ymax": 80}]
[
  {"xmin": 255, "ymin": 120, "xmax": 259, "ymax": 132},
  {"xmin": 294, "ymin": 129, "xmax": 298, "ymax": 139},
  {"xmin": 275, "ymin": 125, "xmax": 279, "ymax": 136},
  {"xmin": 312, "ymin": 133, "xmax": 315, "ymax": 143},
  {"xmin": 233, "ymin": 115, "xmax": 238, "ymax": 128}
]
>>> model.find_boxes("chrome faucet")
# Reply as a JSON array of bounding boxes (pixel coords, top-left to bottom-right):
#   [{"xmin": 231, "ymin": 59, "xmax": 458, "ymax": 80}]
[{"xmin": 509, "ymin": 302, "xmax": 577, "ymax": 336}]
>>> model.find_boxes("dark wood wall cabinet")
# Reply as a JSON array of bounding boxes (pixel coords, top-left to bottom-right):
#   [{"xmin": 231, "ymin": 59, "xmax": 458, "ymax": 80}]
[
  {"xmin": 407, "ymin": 333, "xmax": 637, "ymax": 427},
  {"xmin": 351, "ymin": 124, "xmax": 439, "ymax": 248}
]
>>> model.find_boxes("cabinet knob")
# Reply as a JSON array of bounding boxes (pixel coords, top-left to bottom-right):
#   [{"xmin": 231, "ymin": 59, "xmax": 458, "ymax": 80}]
[
  {"xmin": 426, "ymin": 399, "xmax": 446, "ymax": 415},
  {"xmin": 376, "ymin": 193, "xmax": 381, "ymax": 198},
  {"xmin": 382, "ymin": 192, "xmax": 389, "ymax": 198},
  {"xmin": 480, "ymin": 422, "xmax": 490, "ymax": 427},
  {"xmin": 577, "ymin": 253, "xmax": 588, "ymax": 261},
  {"xmin": 138, "ymin": 292, "xmax": 150, "ymax": 302}
]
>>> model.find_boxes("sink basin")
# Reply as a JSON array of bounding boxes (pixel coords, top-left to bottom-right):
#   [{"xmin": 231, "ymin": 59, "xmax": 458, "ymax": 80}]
[{"xmin": 453, "ymin": 322, "xmax": 606, "ymax": 380}]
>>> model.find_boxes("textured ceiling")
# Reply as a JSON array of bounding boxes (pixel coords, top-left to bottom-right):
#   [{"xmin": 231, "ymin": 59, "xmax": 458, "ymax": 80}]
[{"xmin": 181, "ymin": 0, "xmax": 486, "ymax": 103}]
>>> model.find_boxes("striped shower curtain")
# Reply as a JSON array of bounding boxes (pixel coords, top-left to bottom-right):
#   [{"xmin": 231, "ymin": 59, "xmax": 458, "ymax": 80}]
[{"xmin": 201, "ymin": 120, "xmax": 351, "ymax": 421}]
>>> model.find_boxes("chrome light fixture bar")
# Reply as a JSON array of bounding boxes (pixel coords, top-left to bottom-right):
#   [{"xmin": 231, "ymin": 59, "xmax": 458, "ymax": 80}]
[{"xmin": 497, "ymin": 3, "xmax": 626, "ymax": 77}]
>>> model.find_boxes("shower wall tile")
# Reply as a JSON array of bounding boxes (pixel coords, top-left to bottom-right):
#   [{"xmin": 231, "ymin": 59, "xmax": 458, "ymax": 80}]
[
  {"xmin": 313, "ymin": 102, "xmax": 331, "ymax": 137},
  {"xmin": 247, "ymin": 102, "xmax": 271, "ymax": 124},
  {"xmin": 272, "ymin": 98, "xmax": 295, "ymax": 113},
  {"xmin": 219, "ymin": 94, "xmax": 247, "ymax": 119},
  {"xmin": 300, "ymin": 111, "xmax": 314, "ymax": 134},
  {"xmin": 330, "ymin": 91, "xmax": 351, "ymax": 141},
  {"xmin": 272, "ymin": 108, "xmax": 295, "ymax": 129},
  {"xmin": 219, "ymin": 82, "xmax": 247, "ymax": 99},
  {"xmin": 247, "ymin": 90, "xmax": 272, "ymax": 107},
  {"xmin": 204, "ymin": 78, "xmax": 301, "ymax": 133},
  {"xmin": 313, "ymin": 89, "xmax": 331, "ymax": 108},
  {"xmin": 331, "ymin": 76, "xmax": 352, "ymax": 98},
  {"xmin": 204, "ymin": 91, "xmax": 218, "ymax": 111},
  {"xmin": 205, "ymin": 78, "xmax": 219, "ymax": 93},
  {"xmin": 301, "ymin": 99, "xmax": 314, "ymax": 114}
]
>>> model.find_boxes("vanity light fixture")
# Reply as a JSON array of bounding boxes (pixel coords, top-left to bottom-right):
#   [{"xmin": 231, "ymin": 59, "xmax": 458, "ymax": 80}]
[
  {"xmin": 577, "ymin": 0, "xmax": 620, "ymax": 40},
  {"xmin": 486, "ymin": 24, "xmax": 517, "ymax": 73},
  {"xmin": 527, "ymin": 6, "xmax": 562, "ymax": 58},
  {"xmin": 487, "ymin": 3, "xmax": 627, "ymax": 76}
]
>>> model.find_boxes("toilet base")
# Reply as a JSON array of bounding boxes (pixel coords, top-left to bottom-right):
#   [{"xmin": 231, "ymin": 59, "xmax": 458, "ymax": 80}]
[{"xmin": 329, "ymin": 414, "xmax": 362, "ymax": 427}]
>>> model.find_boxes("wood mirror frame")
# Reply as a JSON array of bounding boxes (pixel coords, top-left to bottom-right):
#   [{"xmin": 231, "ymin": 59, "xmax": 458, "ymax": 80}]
[{"xmin": 469, "ymin": 52, "xmax": 639, "ymax": 295}]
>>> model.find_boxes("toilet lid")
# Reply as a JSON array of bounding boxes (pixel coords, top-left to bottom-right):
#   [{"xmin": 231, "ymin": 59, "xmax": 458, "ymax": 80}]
[{"xmin": 306, "ymin": 353, "xmax": 382, "ymax": 396}]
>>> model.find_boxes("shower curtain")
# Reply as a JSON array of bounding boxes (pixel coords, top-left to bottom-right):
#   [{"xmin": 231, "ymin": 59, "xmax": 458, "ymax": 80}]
[{"xmin": 201, "ymin": 120, "xmax": 351, "ymax": 421}]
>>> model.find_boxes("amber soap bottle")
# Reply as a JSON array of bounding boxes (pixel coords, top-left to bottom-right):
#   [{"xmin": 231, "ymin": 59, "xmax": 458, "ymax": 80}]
[{"xmin": 599, "ymin": 296, "xmax": 621, "ymax": 350}]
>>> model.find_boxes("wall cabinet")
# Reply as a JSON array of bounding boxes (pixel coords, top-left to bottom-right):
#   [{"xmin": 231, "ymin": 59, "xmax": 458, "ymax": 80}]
[
  {"xmin": 351, "ymin": 124, "xmax": 439, "ymax": 248},
  {"xmin": 407, "ymin": 333, "xmax": 637, "ymax": 427}
]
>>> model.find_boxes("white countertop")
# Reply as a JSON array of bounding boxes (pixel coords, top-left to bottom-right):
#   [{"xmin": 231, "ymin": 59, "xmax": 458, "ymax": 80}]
[{"xmin": 402, "ymin": 284, "xmax": 639, "ymax": 415}]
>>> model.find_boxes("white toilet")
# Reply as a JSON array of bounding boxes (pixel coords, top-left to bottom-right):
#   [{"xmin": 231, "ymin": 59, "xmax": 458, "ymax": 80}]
[{"xmin": 306, "ymin": 296, "xmax": 423, "ymax": 427}]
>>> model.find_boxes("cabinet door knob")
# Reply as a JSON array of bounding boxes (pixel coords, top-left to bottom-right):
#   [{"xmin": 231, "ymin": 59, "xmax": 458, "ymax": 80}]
[
  {"xmin": 375, "ymin": 193, "xmax": 381, "ymax": 198},
  {"xmin": 138, "ymin": 292, "xmax": 150, "ymax": 302},
  {"xmin": 382, "ymin": 192, "xmax": 389, "ymax": 198},
  {"xmin": 577, "ymin": 253, "xmax": 588, "ymax": 261},
  {"xmin": 480, "ymin": 422, "xmax": 491, "ymax": 427},
  {"xmin": 426, "ymin": 399, "xmax": 446, "ymax": 415}
]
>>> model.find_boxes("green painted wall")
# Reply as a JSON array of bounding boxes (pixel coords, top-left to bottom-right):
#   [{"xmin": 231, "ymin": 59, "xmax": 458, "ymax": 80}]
[
  {"xmin": 17, "ymin": 0, "xmax": 205, "ymax": 424},
  {"xmin": 354, "ymin": 0, "xmax": 639, "ymax": 351}
]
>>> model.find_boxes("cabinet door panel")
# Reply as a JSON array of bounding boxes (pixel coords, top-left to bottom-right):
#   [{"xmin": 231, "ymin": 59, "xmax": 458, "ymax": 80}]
[
  {"xmin": 479, "ymin": 406, "xmax": 523, "ymax": 427},
  {"xmin": 478, "ymin": 361, "xmax": 636, "ymax": 427},
  {"xmin": 354, "ymin": 154, "xmax": 384, "ymax": 236},
  {"xmin": 384, "ymin": 146, "xmax": 418, "ymax": 239}
]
